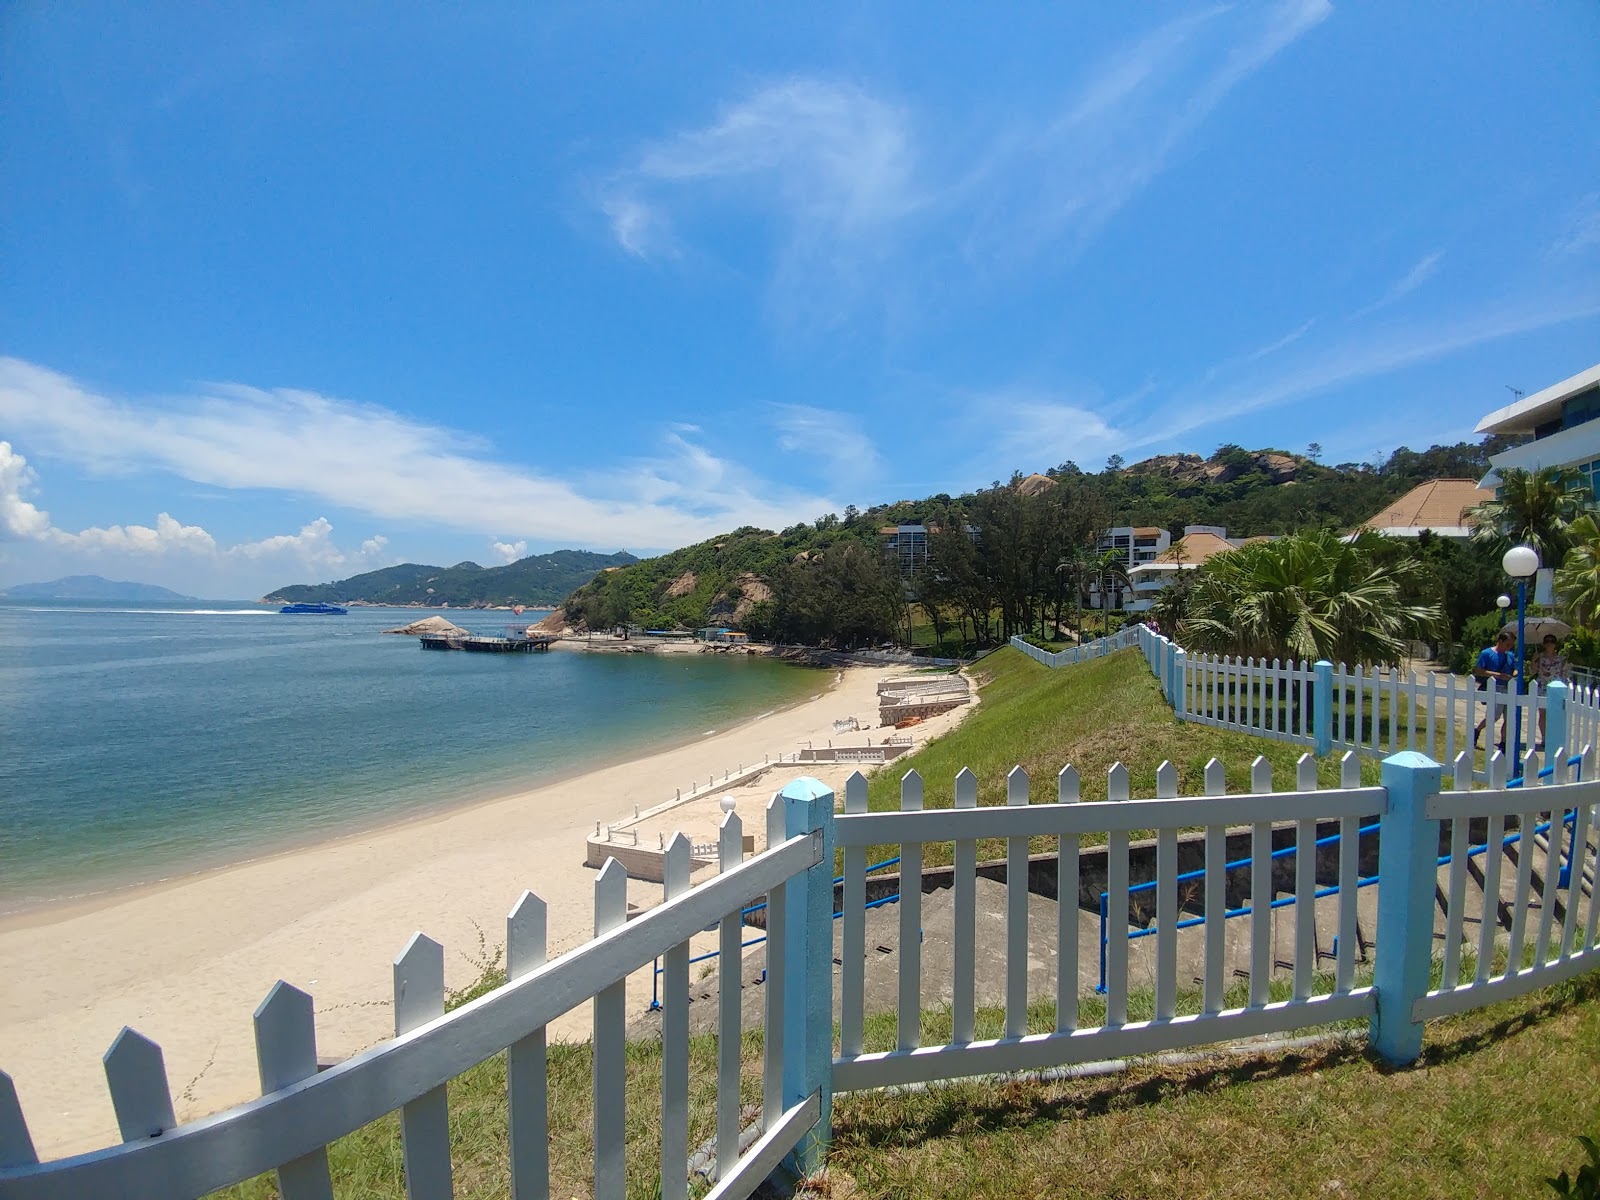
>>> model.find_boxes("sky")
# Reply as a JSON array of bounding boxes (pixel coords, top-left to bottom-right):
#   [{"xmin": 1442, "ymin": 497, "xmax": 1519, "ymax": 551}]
[{"xmin": 2, "ymin": 3, "xmax": 1598, "ymax": 599}]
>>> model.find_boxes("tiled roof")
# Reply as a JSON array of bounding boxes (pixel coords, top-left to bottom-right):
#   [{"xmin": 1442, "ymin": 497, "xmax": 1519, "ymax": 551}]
[
  {"xmin": 1150, "ymin": 531, "xmax": 1235, "ymax": 564},
  {"xmin": 1360, "ymin": 479, "xmax": 1492, "ymax": 532}
]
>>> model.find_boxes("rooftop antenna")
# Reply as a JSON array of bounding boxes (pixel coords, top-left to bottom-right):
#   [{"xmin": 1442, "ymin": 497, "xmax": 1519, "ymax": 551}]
[{"xmin": 1507, "ymin": 385, "xmax": 1525, "ymax": 401}]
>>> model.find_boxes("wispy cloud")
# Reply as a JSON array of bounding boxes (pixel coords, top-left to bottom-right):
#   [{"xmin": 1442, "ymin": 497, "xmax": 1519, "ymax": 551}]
[
  {"xmin": 1127, "ymin": 291, "xmax": 1600, "ymax": 450},
  {"xmin": 1348, "ymin": 250, "xmax": 1446, "ymax": 321},
  {"xmin": 1549, "ymin": 192, "xmax": 1600, "ymax": 259},
  {"xmin": 0, "ymin": 359, "xmax": 837, "ymax": 552},
  {"xmin": 597, "ymin": 1, "xmax": 1330, "ymax": 327},
  {"xmin": 966, "ymin": 390, "xmax": 1122, "ymax": 478},
  {"xmin": 770, "ymin": 403, "xmax": 883, "ymax": 491}
]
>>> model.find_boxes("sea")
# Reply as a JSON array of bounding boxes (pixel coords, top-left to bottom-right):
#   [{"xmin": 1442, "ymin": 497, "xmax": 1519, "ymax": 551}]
[{"xmin": 0, "ymin": 602, "xmax": 823, "ymax": 914}]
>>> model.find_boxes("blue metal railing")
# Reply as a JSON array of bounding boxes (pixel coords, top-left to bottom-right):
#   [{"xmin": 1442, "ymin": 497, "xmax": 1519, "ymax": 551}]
[{"xmin": 1094, "ymin": 751, "xmax": 1586, "ymax": 992}]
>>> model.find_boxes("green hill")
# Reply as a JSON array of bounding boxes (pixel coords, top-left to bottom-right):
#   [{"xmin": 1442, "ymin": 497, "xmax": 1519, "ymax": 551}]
[
  {"xmin": 0, "ymin": 575, "xmax": 197, "ymax": 602},
  {"xmin": 551, "ymin": 438, "xmax": 1511, "ymax": 643},
  {"xmin": 264, "ymin": 550, "xmax": 637, "ymax": 608}
]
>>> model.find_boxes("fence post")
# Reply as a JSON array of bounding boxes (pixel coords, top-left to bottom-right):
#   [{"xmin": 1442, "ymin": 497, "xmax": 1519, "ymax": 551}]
[
  {"xmin": 780, "ymin": 776, "xmax": 835, "ymax": 1179},
  {"xmin": 1546, "ymin": 680, "xmax": 1569, "ymax": 764},
  {"xmin": 1173, "ymin": 649, "xmax": 1187, "ymax": 720},
  {"xmin": 1370, "ymin": 751, "xmax": 1442, "ymax": 1064},
  {"xmin": 1314, "ymin": 661, "xmax": 1334, "ymax": 757}
]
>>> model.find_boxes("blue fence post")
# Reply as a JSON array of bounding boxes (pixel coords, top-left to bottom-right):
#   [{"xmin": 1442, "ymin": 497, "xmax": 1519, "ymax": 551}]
[
  {"xmin": 1546, "ymin": 679, "xmax": 1569, "ymax": 763},
  {"xmin": 1370, "ymin": 751, "xmax": 1442, "ymax": 1064},
  {"xmin": 780, "ymin": 776, "xmax": 835, "ymax": 1176},
  {"xmin": 1314, "ymin": 661, "xmax": 1334, "ymax": 757},
  {"xmin": 1173, "ymin": 649, "xmax": 1188, "ymax": 720}
]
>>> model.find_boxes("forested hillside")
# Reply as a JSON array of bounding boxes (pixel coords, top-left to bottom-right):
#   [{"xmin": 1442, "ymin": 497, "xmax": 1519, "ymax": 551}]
[
  {"xmin": 554, "ymin": 438, "xmax": 1512, "ymax": 648},
  {"xmin": 265, "ymin": 550, "xmax": 637, "ymax": 607}
]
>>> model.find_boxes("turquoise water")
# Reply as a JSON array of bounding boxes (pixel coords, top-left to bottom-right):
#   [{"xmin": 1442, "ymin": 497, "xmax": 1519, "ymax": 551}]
[{"xmin": 0, "ymin": 603, "xmax": 822, "ymax": 912}]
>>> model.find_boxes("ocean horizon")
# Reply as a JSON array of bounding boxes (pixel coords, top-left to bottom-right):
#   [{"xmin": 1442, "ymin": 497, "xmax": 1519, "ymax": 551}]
[{"xmin": 0, "ymin": 601, "xmax": 821, "ymax": 913}]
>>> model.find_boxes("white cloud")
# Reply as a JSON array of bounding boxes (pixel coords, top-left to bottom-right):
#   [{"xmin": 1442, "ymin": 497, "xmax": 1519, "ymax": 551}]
[
  {"xmin": 1550, "ymin": 192, "xmax": 1600, "ymax": 259},
  {"xmin": 0, "ymin": 439, "xmax": 394, "ymax": 579},
  {"xmin": 969, "ymin": 392, "xmax": 1122, "ymax": 477},
  {"xmin": 0, "ymin": 441, "xmax": 53, "ymax": 539},
  {"xmin": 490, "ymin": 539, "xmax": 527, "ymax": 564},
  {"xmin": 0, "ymin": 358, "xmax": 836, "ymax": 551},
  {"xmin": 64, "ymin": 512, "xmax": 217, "ymax": 555}
]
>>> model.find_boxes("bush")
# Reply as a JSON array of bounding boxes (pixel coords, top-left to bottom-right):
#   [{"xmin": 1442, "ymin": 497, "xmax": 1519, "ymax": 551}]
[{"xmin": 1566, "ymin": 628, "xmax": 1600, "ymax": 670}]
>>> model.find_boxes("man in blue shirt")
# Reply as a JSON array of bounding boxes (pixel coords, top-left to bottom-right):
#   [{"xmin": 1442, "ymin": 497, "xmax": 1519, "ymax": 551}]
[{"xmin": 1473, "ymin": 630, "xmax": 1517, "ymax": 749}]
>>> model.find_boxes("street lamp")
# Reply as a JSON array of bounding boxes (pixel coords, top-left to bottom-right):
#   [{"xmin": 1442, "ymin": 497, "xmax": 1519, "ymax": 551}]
[{"xmin": 1502, "ymin": 545, "xmax": 1540, "ymax": 774}]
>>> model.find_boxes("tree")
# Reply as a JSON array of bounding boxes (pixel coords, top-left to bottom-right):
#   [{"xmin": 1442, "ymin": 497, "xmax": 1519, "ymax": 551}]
[
  {"xmin": 1307, "ymin": 442, "xmax": 1323, "ymax": 462},
  {"xmin": 1180, "ymin": 530, "xmax": 1443, "ymax": 667},
  {"xmin": 1105, "ymin": 454, "xmax": 1125, "ymax": 472},
  {"xmin": 1468, "ymin": 465, "xmax": 1592, "ymax": 566},
  {"xmin": 1094, "ymin": 547, "xmax": 1131, "ymax": 627},
  {"xmin": 1556, "ymin": 514, "xmax": 1600, "ymax": 630}
]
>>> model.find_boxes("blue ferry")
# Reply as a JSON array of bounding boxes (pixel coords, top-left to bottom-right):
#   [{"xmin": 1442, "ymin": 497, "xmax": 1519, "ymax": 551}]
[{"xmin": 279, "ymin": 602, "xmax": 349, "ymax": 615}]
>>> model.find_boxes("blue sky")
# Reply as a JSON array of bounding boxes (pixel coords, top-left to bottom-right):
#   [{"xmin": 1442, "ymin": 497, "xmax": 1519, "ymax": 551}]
[{"xmin": 2, "ymin": 2, "xmax": 1598, "ymax": 598}]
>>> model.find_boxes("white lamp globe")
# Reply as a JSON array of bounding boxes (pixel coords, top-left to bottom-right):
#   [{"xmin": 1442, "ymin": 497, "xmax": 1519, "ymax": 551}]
[
  {"xmin": 1496, "ymin": 594, "xmax": 1511, "ymax": 610},
  {"xmin": 1502, "ymin": 545, "xmax": 1540, "ymax": 579},
  {"xmin": 719, "ymin": 795, "xmax": 737, "ymax": 816}
]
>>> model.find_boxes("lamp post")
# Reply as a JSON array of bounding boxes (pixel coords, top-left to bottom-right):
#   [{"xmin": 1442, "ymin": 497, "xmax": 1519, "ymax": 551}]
[{"xmin": 1502, "ymin": 545, "xmax": 1540, "ymax": 774}]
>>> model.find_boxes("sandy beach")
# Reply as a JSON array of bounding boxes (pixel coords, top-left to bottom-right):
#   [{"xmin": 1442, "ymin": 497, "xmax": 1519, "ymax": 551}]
[{"xmin": 0, "ymin": 660, "xmax": 974, "ymax": 1159}]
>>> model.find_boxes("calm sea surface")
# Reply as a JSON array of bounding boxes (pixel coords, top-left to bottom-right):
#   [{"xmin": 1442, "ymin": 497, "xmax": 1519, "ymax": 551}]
[{"xmin": 0, "ymin": 603, "xmax": 822, "ymax": 912}]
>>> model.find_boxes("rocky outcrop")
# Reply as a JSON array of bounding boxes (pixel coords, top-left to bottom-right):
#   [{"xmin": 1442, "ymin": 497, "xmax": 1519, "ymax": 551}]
[
  {"xmin": 1128, "ymin": 450, "xmax": 1303, "ymax": 494},
  {"xmin": 382, "ymin": 615, "xmax": 470, "ymax": 636},
  {"xmin": 664, "ymin": 571, "xmax": 698, "ymax": 598},
  {"xmin": 1014, "ymin": 473, "xmax": 1058, "ymax": 497}
]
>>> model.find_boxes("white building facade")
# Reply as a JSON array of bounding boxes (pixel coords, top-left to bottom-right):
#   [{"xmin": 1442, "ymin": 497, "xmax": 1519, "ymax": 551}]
[{"xmin": 1476, "ymin": 361, "xmax": 1600, "ymax": 495}]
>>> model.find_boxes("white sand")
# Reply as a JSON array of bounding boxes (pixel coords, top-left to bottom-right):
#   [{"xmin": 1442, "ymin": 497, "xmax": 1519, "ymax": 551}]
[{"xmin": 0, "ymin": 662, "xmax": 974, "ymax": 1159}]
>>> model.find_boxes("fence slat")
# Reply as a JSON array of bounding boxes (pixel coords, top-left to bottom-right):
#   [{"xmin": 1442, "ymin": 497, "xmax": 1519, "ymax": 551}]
[
  {"xmin": 953, "ymin": 768, "xmax": 978, "ymax": 1044},
  {"xmin": 1585, "ymin": 792, "xmax": 1600, "ymax": 953},
  {"xmin": 1536, "ymin": 779, "xmax": 1564, "ymax": 968},
  {"xmin": 1056, "ymin": 765, "xmax": 1080, "ymax": 1032},
  {"xmin": 1005, "ymin": 768, "xmax": 1030, "ymax": 1038},
  {"xmin": 103, "ymin": 1029, "xmax": 175, "ymax": 1145},
  {"xmin": 1106, "ymin": 763, "xmax": 1130, "ymax": 1026},
  {"xmin": 716, "ymin": 813, "xmax": 744, "ymax": 1184},
  {"xmin": 507, "ymin": 891, "xmax": 550, "ymax": 1200},
  {"xmin": 1562, "ymin": 791, "xmax": 1592, "ymax": 959},
  {"xmin": 898, "ymin": 771, "xmax": 924, "ymax": 1052},
  {"xmin": 1508, "ymin": 801, "xmax": 1538, "ymax": 975},
  {"xmin": 1250, "ymin": 819, "xmax": 1272, "ymax": 1008},
  {"xmin": 1477, "ymin": 810, "xmax": 1507, "ymax": 984},
  {"xmin": 1442, "ymin": 814, "xmax": 1468, "ymax": 991},
  {"xmin": 254, "ymin": 983, "xmax": 335, "ymax": 1200},
  {"xmin": 393, "ymin": 934, "xmax": 453, "ymax": 1200},
  {"xmin": 592, "ymin": 860, "xmax": 628, "ymax": 1200},
  {"xmin": 0, "ymin": 1072, "xmax": 36, "ymax": 1169},
  {"xmin": 659, "ymin": 841, "xmax": 690, "ymax": 1200},
  {"xmin": 761, "ymin": 799, "xmax": 786, "ymax": 1132},
  {"xmin": 1294, "ymin": 755, "xmax": 1316, "ymax": 1001},
  {"xmin": 1155, "ymin": 762, "xmax": 1178, "ymax": 1022},
  {"xmin": 841, "ymin": 773, "xmax": 867, "ymax": 1059},
  {"xmin": 1203, "ymin": 759, "xmax": 1227, "ymax": 1014}
]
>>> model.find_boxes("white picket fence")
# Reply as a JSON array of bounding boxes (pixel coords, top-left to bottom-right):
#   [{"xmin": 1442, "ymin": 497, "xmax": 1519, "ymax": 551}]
[
  {"xmin": 1009, "ymin": 625, "xmax": 1140, "ymax": 668},
  {"xmin": 4, "ymin": 751, "xmax": 1600, "ymax": 1196},
  {"xmin": 1135, "ymin": 625, "xmax": 1600, "ymax": 787},
  {"xmin": 0, "ymin": 795, "xmax": 837, "ymax": 1200}
]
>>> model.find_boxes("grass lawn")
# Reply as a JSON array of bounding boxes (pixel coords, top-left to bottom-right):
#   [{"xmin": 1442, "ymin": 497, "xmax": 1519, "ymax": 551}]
[
  {"xmin": 816, "ymin": 969, "xmax": 1600, "ymax": 1200},
  {"xmin": 857, "ymin": 646, "xmax": 1384, "ymax": 871}
]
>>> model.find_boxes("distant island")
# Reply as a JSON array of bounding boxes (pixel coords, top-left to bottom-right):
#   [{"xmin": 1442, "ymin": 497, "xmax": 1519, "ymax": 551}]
[
  {"xmin": 264, "ymin": 549, "xmax": 638, "ymax": 608},
  {"xmin": 0, "ymin": 575, "xmax": 198, "ymax": 602}
]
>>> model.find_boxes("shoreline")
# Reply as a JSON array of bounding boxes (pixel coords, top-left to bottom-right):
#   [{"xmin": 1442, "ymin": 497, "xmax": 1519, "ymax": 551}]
[
  {"xmin": 0, "ymin": 661, "xmax": 967, "ymax": 1159},
  {"xmin": 0, "ymin": 659, "xmax": 833, "ymax": 929}
]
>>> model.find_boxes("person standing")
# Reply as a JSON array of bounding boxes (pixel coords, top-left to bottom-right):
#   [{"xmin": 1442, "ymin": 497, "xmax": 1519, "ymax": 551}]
[
  {"xmin": 1534, "ymin": 633, "xmax": 1570, "ymax": 750},
  {"xmin": 1473, "ymin": 630, "xmax": 1517, "ymax": 749}
]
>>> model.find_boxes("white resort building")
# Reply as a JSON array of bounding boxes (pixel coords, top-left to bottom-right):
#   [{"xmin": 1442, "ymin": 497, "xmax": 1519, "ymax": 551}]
[
  {"xmin": 1123, "ymin": 525, "xmax": 1245, "ymax": 613},
  {"xmin": 1476, "ymin": 361, "xmax": 1600, "ymax": 495}
]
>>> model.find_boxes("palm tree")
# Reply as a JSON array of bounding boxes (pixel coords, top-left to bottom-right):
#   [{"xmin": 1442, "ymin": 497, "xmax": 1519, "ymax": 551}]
[
  {"xmin": 1095, "ymin": 548, "xmax": 1131, "ymax": 632},
  {"xmin": 1055, "ymin": 543, "xmax": 1095, "ymax": 640},
  {"xmin": 1556, "ymin": 514, "xmax": 1600, "ymax": 629},
  {"xmin": 1469, "ymin": 465, "xmax": 1591, "ymax": 567},
  {"xmin": 1180, "ymin": 530, "xmax": 1442, "ymax": 667}
]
